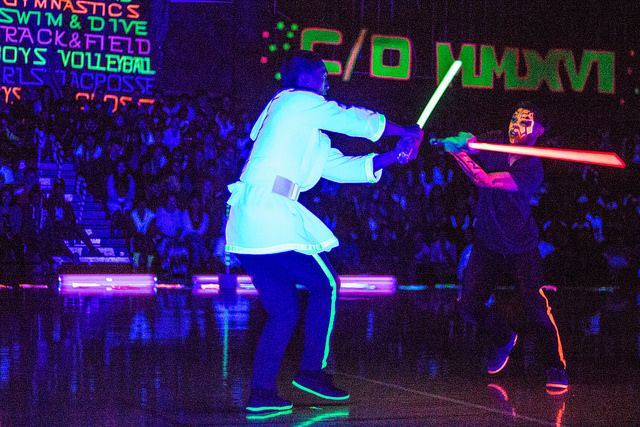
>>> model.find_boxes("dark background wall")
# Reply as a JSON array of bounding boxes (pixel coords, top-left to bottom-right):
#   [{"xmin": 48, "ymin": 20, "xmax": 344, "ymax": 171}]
[
  {"xmin": 7, "ymin": 1, "xmax": 639, "ymax": 135},
  {"xmin": 156, "ymin": 1, "xmax": 639, "ymax": 136}
]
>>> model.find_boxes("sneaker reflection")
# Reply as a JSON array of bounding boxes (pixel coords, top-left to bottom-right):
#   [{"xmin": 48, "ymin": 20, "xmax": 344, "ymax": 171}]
[
  {"xmin": 245, "ymin": 406, "xmax": 349, "ymax": 425},
  {"xmin": 293, "ymin": 407, "xmax": 349, "ymax": 427},
  {"xmin": 487, "ymin": 383, "xmax": 568, "ymax": 426},
  {"xmin": 487, "ymin": 383, "xmax": 516, "ymax": 418}
]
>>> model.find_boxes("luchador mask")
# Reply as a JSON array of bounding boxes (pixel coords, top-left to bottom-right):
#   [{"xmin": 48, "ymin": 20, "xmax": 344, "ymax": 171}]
[{"xmin": 508, "ymin": 108, "xmax": 536, "ymax": 144}]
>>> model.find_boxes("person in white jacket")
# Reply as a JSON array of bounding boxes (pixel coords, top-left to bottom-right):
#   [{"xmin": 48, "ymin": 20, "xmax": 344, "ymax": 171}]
[{"xmin": 226, "ymin": 50, "xmax": 423, "ymax": 413}]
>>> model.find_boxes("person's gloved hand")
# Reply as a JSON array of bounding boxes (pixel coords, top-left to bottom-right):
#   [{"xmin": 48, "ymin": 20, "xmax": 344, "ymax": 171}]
[
  {"xmin": 396, "ymin": 125, "xmax": 424, "ymax": 164},
  {"xmin": 442, "ymin": 131, "xmax": 476, "ymax": 153}
]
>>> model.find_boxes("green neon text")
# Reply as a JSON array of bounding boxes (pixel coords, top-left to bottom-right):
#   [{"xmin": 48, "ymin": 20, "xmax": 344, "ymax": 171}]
[
  {"xmin": 370, "ymin": 34, "xmax": 412, "ymax": 80},
  {"xmin": 436, "ymin": 42, "xmax": 615, "ymax": 94},
  {"xmin": 0, "ymin": 8, "xmax": 61, "ymax": 27},
  {"xmin": 301, "ymin": 28, "xmax": 343, "ymax": 75},
  {"xmin": 301, "ymin": 28, "xmax": 412, "ymax": 80},
  {"xmin": 57, "ymin": 50, "xmax": 155, "ymax": 75}
]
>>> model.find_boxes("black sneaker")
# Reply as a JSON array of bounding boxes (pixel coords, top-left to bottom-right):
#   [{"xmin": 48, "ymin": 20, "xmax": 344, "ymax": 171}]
[
  {"xmin": 245, "ymin": 389, "xmax": 293, "ymax": 413},
  {"xmin": 292, "ymin": 370, "xmax": 350, "ymax": 401},
  {"xmin": 546, "ymin": 367, "xmax": 569, "ymax": 395},
  {"xmin": 486, "ymin": 332, "xmax": 518, "ymax": 375}
]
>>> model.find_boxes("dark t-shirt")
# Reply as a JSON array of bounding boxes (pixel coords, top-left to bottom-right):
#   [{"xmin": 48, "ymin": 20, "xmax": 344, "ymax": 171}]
[{"xmin": 473, "ymin": 137, "xmax": 543, "ymax": 255}]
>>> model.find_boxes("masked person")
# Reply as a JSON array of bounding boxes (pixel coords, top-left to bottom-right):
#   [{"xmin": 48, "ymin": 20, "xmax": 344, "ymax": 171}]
[
  {"xmin": 225, "ymin": 50, "xmax": 423, "ymax": 413},
  {"xmin": 442, "ymin": 102, "xmax": 568, "ymax": 394}
]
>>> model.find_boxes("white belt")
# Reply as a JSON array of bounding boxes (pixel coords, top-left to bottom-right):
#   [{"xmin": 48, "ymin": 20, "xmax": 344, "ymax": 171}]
[{"xmin": 272, "ymin": 175, "xmax": 300, "ymax": 201}]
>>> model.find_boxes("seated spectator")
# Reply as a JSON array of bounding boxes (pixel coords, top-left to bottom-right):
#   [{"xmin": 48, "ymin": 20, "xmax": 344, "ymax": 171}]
[
  {"xmin": 202, "ymin": 130, "xmax": 217, "ymax": 162},
  {"xmin": 15, "ymin": 168, "xmax": 39, "ymax": 207},
  {"xmin": 0, "ymin": 113, "xmax": 23, "ymax": 161},
  {"xmin": 21, "ymin": 186, "xmax": 49, "ymax": 266},
  {"xmin": 107, "ymin": 160, "xmax": 135, "ymax": 236},
  {"xmin": 141, "ymin": 144, "xmax": 167, "ymax": 183},
  {"xmin": 214, "ymin": 110, "xmax": 235, "ymax": 140},
  {"xmin": 199, "ymin": 176, "xmax": 227, "ymax": 237},
  {"xmin": 181, "ymin": 195, "xmax": 210, "ymax": 272},
  {"xmin": 75, "ymin": 133, "xmax": 106, "ymax": 198},
  {"xmin": 135, "ymin": 115, "xmax": 155, "ymax": 147},
  {"xmin": 0, "ymin": 186, "xmax": 24, "ymax": 277},
  {"xmin": 105, "ymin": 138, "xmax": 125, "ymax": 172},
  {"xmin": 161, "ymin": 157, "xmax": 192, "ymax": 204},
  {"xmin": 217, "ymin": 146, "xmax": 239, "ymax": 184},
  {"xmin": 74, "ymin": 133, "xmax": 103, "ymax": 163},
  {"xmin": 0, "ymin": 156, "xmax": 14, "ymax": 185},
  {"xmin": 129, "ymin": 198, "xmax": 156, "ymax": 271},
  {"xmin": 162, "ymin": 116, "xmax": 183, "ymax": 152},
  {"xmin": 153, "ymin": 193, "xmax": 187, "ymax": 274}
]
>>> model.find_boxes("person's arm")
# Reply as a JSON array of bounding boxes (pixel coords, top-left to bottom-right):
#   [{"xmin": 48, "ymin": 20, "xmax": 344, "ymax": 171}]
[
  {"xmin": 302, "ymin": 93, "xmax": 423, "ymax": 144},
  {"xmin": 381, "ymin": 120, "xmax": 421, "ymax": 138},
  {"xmin": 107, "ymin": 175, "xmax": 119, "ymax": 200},
  {"xmin": 322, "ymin": 133, "xmax": 420, "ymax": 184},
  {"xmin": 372, "ymin": 150, "xmax": 399, "ymax": 172},
  {"xmin": 194, "ymin": 213, "xmax": 209, "ymax": 236},
  {"xmin": 373, "ymin": 135, "xmax": 419, "ymax": 172},
  {"xmin": 449, "ymin": 151, "xmax": 519, "ymax": 192},
  {"xmin": 126, "ymin": 175, "xmax": 135, "ymax": 203},
  {"xmin": 73, "ymin": 144, "xmax": 83, "ymax": 160}
]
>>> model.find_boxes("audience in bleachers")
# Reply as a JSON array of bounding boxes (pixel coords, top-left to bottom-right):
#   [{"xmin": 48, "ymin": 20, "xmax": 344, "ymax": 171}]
[{"xmin": 0, "ymin": 85, "xmax": 637, "ymax": 290}]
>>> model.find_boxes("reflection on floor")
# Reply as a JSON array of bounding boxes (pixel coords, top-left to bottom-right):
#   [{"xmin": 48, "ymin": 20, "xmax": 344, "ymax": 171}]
[{"xmin": 0, "ymin": 285, "xmax": 638, "ymax": 425}]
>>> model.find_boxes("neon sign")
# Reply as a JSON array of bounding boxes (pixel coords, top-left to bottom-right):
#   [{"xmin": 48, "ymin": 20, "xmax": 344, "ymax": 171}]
[
  {"xmin": 437, "ymin": 42, "xmax": 615, "ymax": 94},
  {"xmin": 296, "ymin": 25, "xmax": 616, "ymax": 95},
  {"xmin": 300, "ymin": 27, "xmax": 412, "ymax": 81}
]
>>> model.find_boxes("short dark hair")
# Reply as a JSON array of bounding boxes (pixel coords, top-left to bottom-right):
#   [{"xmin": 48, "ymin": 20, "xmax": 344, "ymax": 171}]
[
  {"xmin": 280, "ymin": 50, "xmax": 326, "ymax": 89},
  {"xmin": 515, "ymin": 101, "xmax": 548, "ymax": 129}
]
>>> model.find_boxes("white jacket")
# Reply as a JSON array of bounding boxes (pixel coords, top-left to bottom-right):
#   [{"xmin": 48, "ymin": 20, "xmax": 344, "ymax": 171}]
[{"xmin": 225, "ymin": 89, "xmax": 386, "ymax": 255}]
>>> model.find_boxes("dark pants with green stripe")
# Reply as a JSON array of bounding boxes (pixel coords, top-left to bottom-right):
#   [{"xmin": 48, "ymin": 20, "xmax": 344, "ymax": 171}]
[{"xmin": 237, "ymin": 251, "xmax": 339, "ymax": 391}]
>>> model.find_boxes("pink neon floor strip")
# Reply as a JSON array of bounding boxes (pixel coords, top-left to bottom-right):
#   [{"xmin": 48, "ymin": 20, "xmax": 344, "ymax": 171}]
[
  {"xmin": 54, "ymin": 274, "xmax": 396, "ymax": 296},
  {"xmin": 192, "ymin": 275, "xmax": 396, "ymax": 296},
  {"xmin": 59, "ymin": 274, "xmax": 156, "ymax": 295}
]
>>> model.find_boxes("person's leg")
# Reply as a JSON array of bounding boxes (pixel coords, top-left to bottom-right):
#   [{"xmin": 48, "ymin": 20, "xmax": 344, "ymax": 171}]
[
  {"xmin": 131, "ymin": 234, "xmax": 142, "ymax": 268},
  {"xmin": 283, "ymin": 252, "xmax": 349, "ymax": 400},
  {"xmin": 236, "ymin": 253, "xmax": 300, "ymax": 392},
  {"xmin": 292, "ymin": 252, "xmax": 339, "ymax": 372},
  {"xmin": 513, "ymin": 249, "xmax": 568, "ymax": 390},
  {"xmin": 70, "ymin": 223, "xmax": 101, "ymax": 255},
  {"xmin": 459, "ymin": 245, "xmax": 515, "ymax": 373},
  {"xmin": 460, "ymin": 246, "xmax": 512, "ymax": 342},
  {"xmin": 142, "ymin": 234, "xmax": 154, "ymax": 270},
  {"xmin": 49, "ymin": 227, "xmax": 76, "ymax": 259}
]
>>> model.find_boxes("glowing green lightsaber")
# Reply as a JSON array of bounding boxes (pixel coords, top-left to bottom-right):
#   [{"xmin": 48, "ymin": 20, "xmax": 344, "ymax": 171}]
[
  {"xmin": 397, "ymin": 60, "xmax": 463, "ymax": 164},
  {"xmin": 416, "ymin": 60, "xmax": 463, "ymax": 128}
]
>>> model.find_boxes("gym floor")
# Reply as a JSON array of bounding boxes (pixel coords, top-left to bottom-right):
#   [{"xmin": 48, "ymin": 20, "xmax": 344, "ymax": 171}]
[{"xmin": 0, "ymin": 286, "xmax": 637, "ymax": 426}]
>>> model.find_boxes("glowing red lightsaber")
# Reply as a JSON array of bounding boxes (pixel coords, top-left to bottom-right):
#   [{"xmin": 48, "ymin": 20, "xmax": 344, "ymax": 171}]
[{"xmin": 466, "ymin": 142, "xmax": 626, "ymax": 168}]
